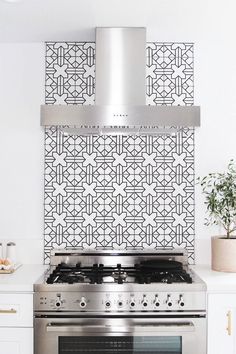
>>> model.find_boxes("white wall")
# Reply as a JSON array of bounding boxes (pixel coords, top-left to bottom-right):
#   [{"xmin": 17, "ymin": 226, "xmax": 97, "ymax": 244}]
[
  {"xmin": 0, "ymin": 43, "xmax": 45, "ymax": 263},
  {"xmin": 194, "ymin": 36, "xmax": 236, "ymax": 264},
  {"xmin": 190, "ymin": 3, "xmax": 236, "ymax": 264},
  {"xmin": 1, "ymin": 0, "xmax": 236, "ymax": 264}
]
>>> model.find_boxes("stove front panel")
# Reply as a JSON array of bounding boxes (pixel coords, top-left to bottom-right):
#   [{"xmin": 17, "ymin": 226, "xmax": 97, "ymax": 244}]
[{"xmin": 34, "ymin": 290, "xmax": 206, "ymax": 313}]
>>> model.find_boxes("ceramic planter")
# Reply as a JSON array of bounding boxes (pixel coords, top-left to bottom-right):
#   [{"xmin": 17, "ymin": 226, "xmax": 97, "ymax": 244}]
[{"xmin": 212, "ymin": 236, "xmax": 236, "ymax": 272}]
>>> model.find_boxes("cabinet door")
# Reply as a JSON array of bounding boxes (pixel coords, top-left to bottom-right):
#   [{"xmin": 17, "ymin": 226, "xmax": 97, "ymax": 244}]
[
  {"xmin": 0, "ymin": 293, "xmax": 33, "ymax": 327},
  {"xmin": 0, "ymin": 328, "xmax": 33, "ymax": 354},
  {"xmin": 208, "ymin": 294, "xmax": 236, "ymax": 354}
]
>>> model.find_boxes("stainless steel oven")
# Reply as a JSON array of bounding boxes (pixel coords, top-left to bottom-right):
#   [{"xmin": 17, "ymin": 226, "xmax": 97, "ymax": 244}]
[{"xmin": 35, "ymin": 314, "xmax": 206, "ymax": 354}]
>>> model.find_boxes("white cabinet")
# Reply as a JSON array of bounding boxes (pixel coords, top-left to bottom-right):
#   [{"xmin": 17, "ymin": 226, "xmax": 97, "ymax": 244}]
[
  {"xmin": 0, "ymin": 328, "xmax": 33, "ymax": 354},
  {"xmin": 0, "ymin": 292, "xmax": 33, "ymax": 354},
  {"xmin": 208, "ymin": 294, "xmax": 236, "ymax": 354},
  {"xmin": 0, "ymin": 293, "xmax": 33, "ymax": 327}
]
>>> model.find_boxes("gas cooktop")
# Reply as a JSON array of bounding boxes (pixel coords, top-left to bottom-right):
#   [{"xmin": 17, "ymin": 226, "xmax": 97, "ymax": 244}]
[{"xmin": 46, "ymin": 260, "xmax": 193, "ymax": 285}]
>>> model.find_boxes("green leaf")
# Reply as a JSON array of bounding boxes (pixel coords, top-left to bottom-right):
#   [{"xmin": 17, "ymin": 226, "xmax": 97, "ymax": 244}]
[{"xmin": 198, "ymin": 160, "xmax": 236, "ymax": 237}]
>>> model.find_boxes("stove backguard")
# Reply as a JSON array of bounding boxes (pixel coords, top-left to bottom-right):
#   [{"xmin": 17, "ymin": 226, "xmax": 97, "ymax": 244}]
[{"xmin": 49, "ymin": 249, "xmax": 189, "ymax": 267}]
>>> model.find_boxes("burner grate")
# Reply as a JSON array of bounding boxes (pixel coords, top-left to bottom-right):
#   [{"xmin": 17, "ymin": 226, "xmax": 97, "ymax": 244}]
[
  {"xmin": 46, "ymin": 262, "xmax": 192, "ymax": 285},
  {"xmin": 135, "ymin": 269, "xmax": 192, "ymax": 284}
]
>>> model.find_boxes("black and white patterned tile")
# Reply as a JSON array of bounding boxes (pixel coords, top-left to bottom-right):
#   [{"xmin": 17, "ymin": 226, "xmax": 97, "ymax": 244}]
[{"xmin": 44, "ymin": 42, "xmax": 195, "ymax": 264}]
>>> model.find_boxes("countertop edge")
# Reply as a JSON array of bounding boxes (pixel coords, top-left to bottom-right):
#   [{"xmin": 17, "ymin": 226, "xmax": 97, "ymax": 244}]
[
  {"xmin": 0, "ymin": 264, "xmax": 48, "ymax": 293},
  {"xmin": 192, "ymin": 265, "xmax": 236, "ymax": 293}
]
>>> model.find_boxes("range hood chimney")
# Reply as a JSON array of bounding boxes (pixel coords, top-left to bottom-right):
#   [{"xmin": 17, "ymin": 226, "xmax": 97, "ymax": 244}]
[
  {"xmin": 41, "ymin": 27, "xmax": 200, "ymax": 135},
  {"xmin": 95, "ymin": 27, "xmax": 146, "ymax": 106}
]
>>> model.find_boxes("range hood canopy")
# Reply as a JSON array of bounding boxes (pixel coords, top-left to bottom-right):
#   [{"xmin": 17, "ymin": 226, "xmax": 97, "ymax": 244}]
[{"xmin": 41, "ymin": 27, "xmax": 200, "ymax": 135}]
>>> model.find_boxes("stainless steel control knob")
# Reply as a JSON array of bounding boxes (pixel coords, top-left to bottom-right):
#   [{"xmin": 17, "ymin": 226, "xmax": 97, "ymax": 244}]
[
  {"xmin": 118, "ymin": 301, "xmax": 123, "ymax": 308},
  {"xmin": 154, "ymin": 296, "xmax": 160, "ymax": 307},
  {"xmin": 130, "ymin": 299, "xmax": 136, "ymax": 308},
  {"xmin": 166, "ymin": 295, "xmax": 173, "ymax": 307},
  {"xmin": 178, "ymin": 295, "xmax": 185, "ymax": 307},
  {"xmin": 105, "ymin": 301, "xmax": 111, "ymax": 308},
  {"xmin": 79, "ymin": 297, "xmax": 87, "ymax": 308},
  {"xmin": 142, "ymin": 295, "xmax": 148, "ymax": 308},
  {"xmin": 55, "ymin": 300, "xmax": 61, "ymax": 308}
]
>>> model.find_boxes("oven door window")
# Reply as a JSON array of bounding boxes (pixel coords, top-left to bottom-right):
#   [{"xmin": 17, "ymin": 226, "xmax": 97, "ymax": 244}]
[{"xmin": 59, "ymin": 336, "xmax": 182, "ymax": 354}]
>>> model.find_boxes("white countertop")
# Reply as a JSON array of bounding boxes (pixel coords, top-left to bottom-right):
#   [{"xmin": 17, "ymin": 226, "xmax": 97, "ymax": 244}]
[
  {"xmin": 0, "ymin": 264, "xmax": 47, "ymax": 292},
  {"xmin": 192, "ymin": 265, "xmax": 236, "ymax": 293}
]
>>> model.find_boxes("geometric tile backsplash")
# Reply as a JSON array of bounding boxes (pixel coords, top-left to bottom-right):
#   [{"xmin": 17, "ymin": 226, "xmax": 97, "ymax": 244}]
[{"xmin": 44, "ymin": 42, "xmax": 195, "ymax": 264}]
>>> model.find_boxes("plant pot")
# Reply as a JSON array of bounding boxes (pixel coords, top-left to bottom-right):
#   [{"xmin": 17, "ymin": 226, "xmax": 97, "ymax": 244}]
[{"xmin": 211, "ymin": 236, "xmax": 236, "ymax": 272}]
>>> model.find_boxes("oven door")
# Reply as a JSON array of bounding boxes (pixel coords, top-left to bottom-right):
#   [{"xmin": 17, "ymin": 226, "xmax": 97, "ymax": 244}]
[{"xmin": 35, "ymin": 315, "xmax": 206, "ymax": 354}]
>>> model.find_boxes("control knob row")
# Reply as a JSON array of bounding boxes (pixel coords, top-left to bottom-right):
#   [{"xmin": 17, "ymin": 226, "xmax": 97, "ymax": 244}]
[
  {"xmin": 105, "ymin": 295, "xmax": 178, "ymax": 309},
  {"xmin": 141, "ymin": 295, "xmax": 160, "ymax": 307},
  {"xmin": 105, "ymin": 300, "xmax": 124, "ymax": 308},
  {"xmin": 130, "ymin": 294, "xmax": 184, "ymax": 308},
  {"xmin": 55, "ymin": 297, "xmax": 88, "ymax": 309},
  {"xmin": 55, "ymin": 295, "xmax": 184, "ymax": 309},
  {"xmin": 166, "ymin": 295, "xmax": 185, "ymax": 307}
]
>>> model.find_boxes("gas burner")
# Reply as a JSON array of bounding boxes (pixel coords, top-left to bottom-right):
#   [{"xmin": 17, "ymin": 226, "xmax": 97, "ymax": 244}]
[
  {"xmin": 46, "ymin": 269, "xmax": 87, "ymax": 284},
  {"xmin": 112, "ymin": 270, "xmax": 127, "ymax": 284},
  {"xmin": 135, "ymin": 269, "xmax": 193, "ymax": 284},
  {"xmin": 161, "ymin": 278, "xmax": 169, "ymax": 283},
  {"xmin": 134, "ymin": 261, "xmax": 193, "ymax": 284},
  {"xmin": 67, "ymin": 272, "xmax": 86, "ymax": 282},
  {"xmin": 110, "ymin": 263, "xmax": 127, "ymax": 284}
]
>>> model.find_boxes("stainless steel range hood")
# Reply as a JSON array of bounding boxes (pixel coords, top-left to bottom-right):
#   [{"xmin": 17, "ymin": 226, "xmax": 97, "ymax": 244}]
[{"xmin": 41, "ymin": 27, "xmax": 200, "ymax": 135}]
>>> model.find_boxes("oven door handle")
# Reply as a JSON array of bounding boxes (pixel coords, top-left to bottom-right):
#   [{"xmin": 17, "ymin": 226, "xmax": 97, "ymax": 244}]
[{"xmin": 46, "ymin": 322, "xmax": 195, "ymax": 333}]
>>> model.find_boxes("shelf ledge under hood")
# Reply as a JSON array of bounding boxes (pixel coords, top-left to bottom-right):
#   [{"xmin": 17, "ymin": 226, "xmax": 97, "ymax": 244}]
[{"xmin": 40, "ymin": 105, "xmax": 200, "ymax": 131}]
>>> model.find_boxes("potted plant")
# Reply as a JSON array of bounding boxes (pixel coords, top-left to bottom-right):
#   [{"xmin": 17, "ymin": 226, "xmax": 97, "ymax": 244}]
[{"xmin": 198, "ymin": 160, "xmax": 236, "ymax": 272}]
